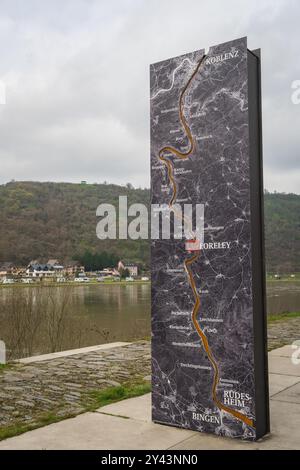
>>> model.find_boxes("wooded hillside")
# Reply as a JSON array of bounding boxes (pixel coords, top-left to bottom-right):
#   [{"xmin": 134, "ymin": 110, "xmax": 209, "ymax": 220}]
[{"xmin": 0, "ymin": 182, "xmax": 298, "ymax": 272}]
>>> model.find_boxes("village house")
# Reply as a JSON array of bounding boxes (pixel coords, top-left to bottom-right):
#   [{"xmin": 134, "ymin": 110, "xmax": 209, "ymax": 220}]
[
  {"xmin": 97, "ymin": 267, "xmax": 120, "ymax": 278},
  {"xmin": 117, "ymin": 261, "xmax": 138, "ymax": 278},
  {"xmin": 26, "ymin": 259, "xmax": 64, "ymax": 278},
  {"xmin": 26, "ymin": 261, "xmax": 55, "ymax": 278},
  {"xmin": 0, "ymin": 262, "xmax": 26, "ymax": 279},
  {"xmin": 47, "ymin": 259, "xmax": 64, "ymax": 271},
  {"xmin": 0, "ymin": 262, "xmax": 15, "ymax": 278},
  {"xmin": 64, "ymin": 260, "xmax": 85, "ymax": 277}
]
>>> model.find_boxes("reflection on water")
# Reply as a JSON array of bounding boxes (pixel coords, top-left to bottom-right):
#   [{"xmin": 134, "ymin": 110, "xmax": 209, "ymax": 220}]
[
  {"xmin": 0, "ymin": 281, "xmax": 299, "ymax": 359},
  {"xmin": 72, "ymin": 283, "xmax": 151, "ymax": 341},
  {"xmin": 0, "ymin": 283, "xmax": 151, "ymax": 359}
]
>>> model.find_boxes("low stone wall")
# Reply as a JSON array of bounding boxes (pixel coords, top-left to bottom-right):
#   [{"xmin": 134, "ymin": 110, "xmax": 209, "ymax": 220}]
[
  {"xmin": 0, "ymin": 341, "xmax": 150, "ymax": 434},
  {"xmin": 268, "ymin": 317, "xmax": 300, "ymax": 350}
]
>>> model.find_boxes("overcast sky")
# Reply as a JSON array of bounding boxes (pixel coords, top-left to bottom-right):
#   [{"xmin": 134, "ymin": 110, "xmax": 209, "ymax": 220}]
[{"xmin": 0, "ymin": 0, "xmax": 299, "ymax": 193}]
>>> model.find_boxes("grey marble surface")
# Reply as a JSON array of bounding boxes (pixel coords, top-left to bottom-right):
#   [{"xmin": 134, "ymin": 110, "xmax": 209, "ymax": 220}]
[{"xmin": 150, "ymin": 37, "xmax": 257, "ymax": 439}]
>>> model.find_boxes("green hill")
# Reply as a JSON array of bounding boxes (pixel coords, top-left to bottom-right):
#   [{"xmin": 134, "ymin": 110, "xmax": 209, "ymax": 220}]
[
  {"xmin": 264, "ymin": 191, "xmax": 300, "ymax": 273},
  {"xmin": 0, "ymin": 182, "xmax": 298, "ymax": 272},
  {"xmin": 0, "ymin": 181, "xmax": 150, "ymax": 267}
]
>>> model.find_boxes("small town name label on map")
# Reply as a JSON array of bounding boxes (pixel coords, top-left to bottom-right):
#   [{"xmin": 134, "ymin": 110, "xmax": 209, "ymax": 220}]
[
  {"xmin": 223, "ymin": 390, "xmax": 252, "ymax": 408},
  {"xmin": 205, "ymin": 50, "xmax": 239, "ymax": 65},
  {"xmin": 192, "ymin": 412, "xmax": 221, "ymax": 424},
  {"xmin": 199, "ymin": 241, "xmax": 231, "ymax": 250}
]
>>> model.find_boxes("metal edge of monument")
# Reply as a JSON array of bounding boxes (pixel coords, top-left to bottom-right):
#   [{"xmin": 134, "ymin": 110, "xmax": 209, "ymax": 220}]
[{"xmin": 150, "ymin": 37, "xmax": 270, "ymax": 441}]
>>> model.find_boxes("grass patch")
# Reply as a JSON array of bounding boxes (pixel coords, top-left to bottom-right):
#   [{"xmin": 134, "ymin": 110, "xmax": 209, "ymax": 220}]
[
  {"xmin": 0, "ymin": 411, "xmax": 75, "ymax": 441},
  {"xmin": 0, "ymin": 381, "xmax": 151, "ymax": 441},
  {"xmin": 0, "ymin": 363, "xmax": 13, "ymax": 372},
  {"xmin": 0, "ymin": 410, "xmax": 77, "ymax": 441},
  {"xmin": 86, "ymin": 382, "xmax": 151, "ymax": 411},
  {"xmin": 268, "ymin": 311, "xmax": 300, "ymax": 323}
]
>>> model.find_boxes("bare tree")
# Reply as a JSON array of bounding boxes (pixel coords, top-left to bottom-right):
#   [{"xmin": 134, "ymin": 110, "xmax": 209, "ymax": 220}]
[
  {"xmin": 0, "ymin": 287, "xmax": 44, "ymax": 358},
  {"xmin": 44, "ymin": 286, "xmax": 75, "ymax": 353}
]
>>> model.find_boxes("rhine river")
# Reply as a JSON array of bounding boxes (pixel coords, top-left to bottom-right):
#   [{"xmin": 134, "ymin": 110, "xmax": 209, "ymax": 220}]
[{"xmin": 0, "ymin": 281, "xmax": 299, "ymax": 359}]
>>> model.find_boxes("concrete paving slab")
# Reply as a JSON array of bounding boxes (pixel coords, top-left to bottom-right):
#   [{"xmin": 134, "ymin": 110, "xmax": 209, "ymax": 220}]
[
  {"xmin": 268, "ymin": 355, "xmax": 300, "ymax": 376},
  {"xmin": 169, "ymin": 400, "xmax": 300, "ymax": 450},
  {"xmin": 18, "ymin": 342, "xmax": 130, "ymax": 363},
  {"xmin": 169, "ymin": 433, "xmax": 259, "ymax": 450},
  {"xmin": 269, "ymin": 373, "xmax": 300, "ymax": 397},
  {"xmin": 271, "ymin": 382, "xmax": 300, "ymax": 404},
  {"xmin": 1, "ymin": 345, "xmax": 300, "ymax": 450},
  {"xmin": 0, "ymin": 412, "xmax": 194, "ymax": 450},
  {"xmin": 269, "ymin": 344, "xmax": 299, "ymax": 358},
  {"xmin": 256, "ymin": 401, "xmax": 300, "ymax": 449},
  {"xmin": 97, "ymin": 393, "xmax": 151, "ymax": 422}
]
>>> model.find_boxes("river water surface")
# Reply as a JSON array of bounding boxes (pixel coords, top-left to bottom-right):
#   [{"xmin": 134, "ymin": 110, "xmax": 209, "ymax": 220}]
[{"xmin": 0, "ymin": 281, "xmax": 299, "ymax": 359}]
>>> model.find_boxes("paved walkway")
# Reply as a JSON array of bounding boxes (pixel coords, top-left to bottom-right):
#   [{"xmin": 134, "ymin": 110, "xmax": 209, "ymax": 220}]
[
  {"xmin": 0, "ymin": 341, "xmax": 151, "ymax": 431},
  {"xmin": 0, "ymin": 344, "xmax": 299, "ymax": 450}
]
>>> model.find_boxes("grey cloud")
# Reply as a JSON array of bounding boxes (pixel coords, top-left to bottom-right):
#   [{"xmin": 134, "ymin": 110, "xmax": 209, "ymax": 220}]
[{"xmin": 0, "ymin": 0, "xmax": 299, "ymax": 192}]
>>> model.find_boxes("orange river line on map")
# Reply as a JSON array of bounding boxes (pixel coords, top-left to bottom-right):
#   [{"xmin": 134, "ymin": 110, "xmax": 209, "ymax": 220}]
[{"xmin": 157, "ymin": 54, "xmax": 254, "ymax": 429}]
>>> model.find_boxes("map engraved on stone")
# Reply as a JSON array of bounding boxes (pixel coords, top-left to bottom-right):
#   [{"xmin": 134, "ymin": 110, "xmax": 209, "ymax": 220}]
[{"xmin": 150, "ymin": 38, "xmax": 261, "ymax": 440}]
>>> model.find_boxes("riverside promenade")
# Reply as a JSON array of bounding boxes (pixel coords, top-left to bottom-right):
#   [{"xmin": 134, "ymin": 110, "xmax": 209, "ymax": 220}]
[
  {"xmin": 0, "ymin": 342, "xmax": 299, "ymax": 449},
  {"xmin": 0, "ymin": 341, "xmax": 151, "ymax": 437}
]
